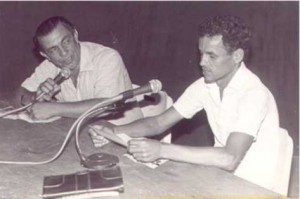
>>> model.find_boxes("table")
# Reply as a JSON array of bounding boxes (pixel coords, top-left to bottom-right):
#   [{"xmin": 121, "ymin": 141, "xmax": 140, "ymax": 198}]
[{"xmin": 0, "ymin": 116, "xmax": 286, "ymax": 199}]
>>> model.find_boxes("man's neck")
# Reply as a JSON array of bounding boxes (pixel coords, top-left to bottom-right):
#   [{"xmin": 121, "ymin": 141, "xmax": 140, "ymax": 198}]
[
  {"xmin": 70, "ymin": 43, "xmax": 81, "ymax": 86},
  {"xmin": 217, "ymin": 62, "xmax": 242, "ymax": 100}
]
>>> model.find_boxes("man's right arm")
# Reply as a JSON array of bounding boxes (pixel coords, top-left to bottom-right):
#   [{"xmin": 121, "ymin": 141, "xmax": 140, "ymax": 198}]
[{"xmin": 114, "ymin": 107, "xmax": 184, "ymax": 138}]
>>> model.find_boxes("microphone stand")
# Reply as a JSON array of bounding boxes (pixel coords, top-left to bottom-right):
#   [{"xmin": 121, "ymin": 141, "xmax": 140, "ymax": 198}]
[{"xmin": 74, "ymin": 101, "xmax": 125, "ymax": 170}]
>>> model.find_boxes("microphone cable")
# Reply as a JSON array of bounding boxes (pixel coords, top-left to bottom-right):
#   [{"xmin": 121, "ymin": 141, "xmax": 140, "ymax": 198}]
[
  {"xmin": 0, "ymin": 102, "xmax": 35, "ymax": 118},
  {"xmin": 0, "ymin": 79, "xmax": 162, "ymax": 165},
  {"xmin": 74, "ymin": 104, "xmax": 119, "ymax": 164},
  {"xmin": 0, "ymin": 68, "xmax": 72, "ymax": 119},
  {"xmin": 0, "ymin": 97, "xmax": 117, "ymax": 165}
]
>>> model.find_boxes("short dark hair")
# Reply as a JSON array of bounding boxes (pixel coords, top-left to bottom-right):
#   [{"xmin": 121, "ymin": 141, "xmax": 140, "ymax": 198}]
[
  {"xmin": 33, "ymin": 16, "xmax": 76, "ymax": 51},
  {"xmin": 198, "ymin": 16, "xmax": 252, "ymax": 57}
]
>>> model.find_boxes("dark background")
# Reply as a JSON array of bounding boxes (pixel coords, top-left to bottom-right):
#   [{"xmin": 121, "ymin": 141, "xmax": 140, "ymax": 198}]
[{"xmin": 0, "ymin": 1, "xmax": 298, "ymax": 155}]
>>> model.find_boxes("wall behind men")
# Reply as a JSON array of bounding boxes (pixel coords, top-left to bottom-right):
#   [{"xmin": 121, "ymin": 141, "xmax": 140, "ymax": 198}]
[{"xmin": 0, "ymin": 1, "xmax": 298, "ymax": 154}]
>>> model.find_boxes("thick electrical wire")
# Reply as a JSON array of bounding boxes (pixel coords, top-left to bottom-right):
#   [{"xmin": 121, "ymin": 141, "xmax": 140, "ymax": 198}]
[
  {"xmin": 0, "ymin": 98, "xmax": 117, "ymax": 165},
  {"xmin": 74, "ymin": 105, "xmax": 115, "ymax": 163},
  {"xmin": 0, "ymin": 94, "xmax": 44, "ymax": 118}
]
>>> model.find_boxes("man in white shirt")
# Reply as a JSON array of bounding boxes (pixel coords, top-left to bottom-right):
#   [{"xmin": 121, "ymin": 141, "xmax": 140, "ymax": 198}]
[
  {"xmin": 13, "ymin": 16, "xmax": 143, "ymax": 125},
  {"xmin": 94, "ymin": 16, "xmax": 292, "ymax": 194}
]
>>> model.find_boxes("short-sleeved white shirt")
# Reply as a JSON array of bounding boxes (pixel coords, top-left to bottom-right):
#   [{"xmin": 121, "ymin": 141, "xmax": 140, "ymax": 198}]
[
  {"xmin": 21, "ymin": 42, "xmax": 143, "ymax": 124},
  {"xmin": 22, "ymin": 42, "xmax": 133, "ymax": 101},
  {"xmin": 173, "ymin": 62, "xmax": 281, "ymax": 192}
]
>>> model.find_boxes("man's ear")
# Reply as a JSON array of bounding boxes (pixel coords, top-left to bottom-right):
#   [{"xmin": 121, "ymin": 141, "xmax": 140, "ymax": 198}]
[
  {"xmin": 40, "ymin": 51, "xmax": 50, "ymax": 60},
  {"xmin": 233, "ymin": 48, "xmax": 244, "ymax": 63},
  {"xmin": 73, "ymin": 29, "xmax": 79, "ymax": 43}
]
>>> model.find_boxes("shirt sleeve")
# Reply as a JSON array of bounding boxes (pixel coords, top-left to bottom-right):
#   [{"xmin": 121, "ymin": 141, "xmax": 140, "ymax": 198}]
[
  {"xmin": 93, "ymin": 49, "xmax": 133, "ymax": 98},
  {"xmin": 173, "ymin": 79, "xmax": 204, "ymax": 119},
  {"xmin": 229, "ymin": 88, "xmax": 269, "ymax": 138},
  {"xmin": 21, "ymin": 61, "xmax": 59, "ymax": 92}
]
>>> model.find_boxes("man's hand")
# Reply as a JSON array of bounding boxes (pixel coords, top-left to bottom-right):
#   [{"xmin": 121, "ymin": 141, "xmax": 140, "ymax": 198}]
[
  {"xmin": 90, "ymin": 121, "xmax": 117, "ymax": 137},
  {"xmin": 11, "ymin": 87, "xmax": 35, "ymax": 108},
  {"xmin": 28, "ymin": 102, "xmax": 57, "ymax": 120},
  {"xmin": 89, "ymin": 121, "xmax": 130, "ymax": 147},
  {"xmin": 128, "ymin": 138, "xmax": 162, "ymax": 162},
  {"xmin": 36, "ymin": 78, "xmax": 60, "ymax": 102}
]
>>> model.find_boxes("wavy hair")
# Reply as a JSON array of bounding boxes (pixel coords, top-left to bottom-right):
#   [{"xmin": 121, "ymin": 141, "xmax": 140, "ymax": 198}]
[{"xmin": 198, "ymin": 16, "xmax": 252, "ymax": 57}]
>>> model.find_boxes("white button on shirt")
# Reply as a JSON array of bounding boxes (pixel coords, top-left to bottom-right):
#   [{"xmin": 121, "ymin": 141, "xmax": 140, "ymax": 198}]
[{"xmin": 173, "ymin": 62, "xmax": 284, "ymax": 193}]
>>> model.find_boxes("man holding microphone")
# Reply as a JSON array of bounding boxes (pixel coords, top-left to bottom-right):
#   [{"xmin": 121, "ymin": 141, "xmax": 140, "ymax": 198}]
[{"xmin": 13, "ymin": 16, "xmax": 143, "ymax": 125}]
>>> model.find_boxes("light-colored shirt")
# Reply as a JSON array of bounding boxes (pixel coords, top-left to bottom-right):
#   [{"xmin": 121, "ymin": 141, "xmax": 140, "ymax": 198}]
[
  {"xmin": 173, "ymin": 62, "xmax": 285, "ymax": 193},
  {"xmin": 22, "ymin": 42, "xmax": 133, "ymax": 101},
  {"xmin": 22, "ymin": 42, "xmax": 143, "ymax": 124}
]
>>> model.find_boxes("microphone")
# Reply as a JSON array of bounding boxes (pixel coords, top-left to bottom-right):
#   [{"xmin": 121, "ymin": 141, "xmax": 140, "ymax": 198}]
[
  {"xmin": 87, "ymin": 79, "xmax": 163, "ymax": 112},
  {"xmin": 77, "ymin": 80, "xmax": 162, "ymax": 169},
  {"xmin": 35, "ymin": 67, "xmax": 72, "ymax": 101},
  {"xmin": 53, "ymin": 67, "xmax": 72, "ymax": 85},
  {"xmin": 120, "ymin": 79, "xmax": 162, "ymax": 102}
]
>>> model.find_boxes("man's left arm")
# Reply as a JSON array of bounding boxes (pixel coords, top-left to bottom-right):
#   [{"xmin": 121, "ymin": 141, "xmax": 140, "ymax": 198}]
[
  {"xmin": 28, "ymin": 98, "xmax": 107, "ymax": 119},
  {"xmin": 130, "ymin": 132, "xmax": 253, "ymax": 171},
  {"xmin": 131, "ymin": 87, "xmax": 269, "ymax": 169}
]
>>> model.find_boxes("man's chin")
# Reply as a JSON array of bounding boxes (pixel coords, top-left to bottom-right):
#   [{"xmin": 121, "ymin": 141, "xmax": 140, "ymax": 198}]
[
  {"xmin": 204, "ymin": 77, "xmax": 214, "ymax": 83},
  {"xmin": 62, "ymin": 63, "xmax": 78, "ymax": 71}
]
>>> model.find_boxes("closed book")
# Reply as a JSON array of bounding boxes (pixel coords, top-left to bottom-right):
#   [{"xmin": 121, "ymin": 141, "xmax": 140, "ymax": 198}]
[{"xmin": 42, "ymin": 166, "xmax": 124, "ymax": 199}]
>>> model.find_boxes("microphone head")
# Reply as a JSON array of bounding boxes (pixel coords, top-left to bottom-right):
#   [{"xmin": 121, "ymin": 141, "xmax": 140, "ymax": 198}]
[
  {"xmin": 149, "ymin": 79, "xmax": 162, "ymax": 93},
  {"xmin": 60, "ymin": 68, "xmax": 72, "ymax": 79}
]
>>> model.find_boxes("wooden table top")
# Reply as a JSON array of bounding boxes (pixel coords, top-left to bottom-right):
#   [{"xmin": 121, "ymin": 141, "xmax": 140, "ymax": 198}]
[{"xmin": 0, "ymin": 116, "xmax": 286, "ymax": 199}]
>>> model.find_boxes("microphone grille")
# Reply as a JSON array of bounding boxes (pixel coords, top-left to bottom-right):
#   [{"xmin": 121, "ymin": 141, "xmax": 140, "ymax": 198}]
[
  {"xmin": 149, "ymin": 79, "xmax": 162, "ymax": 93},
  {"xmin": 61, "ymin": 68, "xmax": 72, "ymax": 79}
]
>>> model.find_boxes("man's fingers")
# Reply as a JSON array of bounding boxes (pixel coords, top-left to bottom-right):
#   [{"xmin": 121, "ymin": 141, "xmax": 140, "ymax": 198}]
[
  {"xmin": 46, "ymin": 78, "xmax": 56, "ymax": 85},
  {"xmin": 27, "ymin": 107, "xmax": 35, "ymax": 119},
  {"xmin": 53, "ymin": 84, "xmax": 60, "ymax": 93},
  {"xmin": 36, "ymin": 78, "xmax": 61, "ymax": 102},
  {"xmin": 38, "ymin": 78, "xmax": 57, "ymax": 94},
  {"xmin": 132, "ymin": 152, "xmax": 152, "ymax": 162},
  {"xmin": 40, "ymin": 81, "xmax": 54, "ymax": 94},
  {"xmin": 26, "ymin": 107, "xmax": 31, "ymax": 115},
  {"xmin": 128, "ymin": 141, "xmax": 145, "ymax": 153},
  {"xmin": 43, "ymin": 94, "xmax": 52, "ymax": 101}
]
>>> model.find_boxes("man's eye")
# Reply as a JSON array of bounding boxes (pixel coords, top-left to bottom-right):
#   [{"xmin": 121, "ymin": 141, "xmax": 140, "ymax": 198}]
[
  {"xmin": 62, "ymin": 38, "xmax": 71, "ymax": 45},
  {"xmin": 48, "ymin": 47, "xmax": 58, "ymax": 54}
]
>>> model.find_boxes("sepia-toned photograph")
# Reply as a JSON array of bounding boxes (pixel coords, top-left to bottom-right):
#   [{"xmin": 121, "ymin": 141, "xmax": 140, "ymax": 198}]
[{"xmin": 0, "ymin": 1, "xmax": 298, "ymax": 198}]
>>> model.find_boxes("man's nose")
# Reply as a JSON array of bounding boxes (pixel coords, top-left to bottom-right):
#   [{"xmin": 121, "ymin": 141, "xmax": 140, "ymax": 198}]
[
  {"xmin": 200, "ymin": 54, "xmax": 208, "ymax": 67},
  {"xmin": 58, "ymin": 46, "xmax": 68, "ymax": 57}
]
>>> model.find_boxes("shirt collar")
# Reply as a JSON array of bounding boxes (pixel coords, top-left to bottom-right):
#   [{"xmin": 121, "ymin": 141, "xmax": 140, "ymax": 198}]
[
  {"xmin": 205, "ymin": 62, "xmax": 249, "ymax": 91},
  {"xmin": 79, "ymin": 42, "xmax": 94, "ymax": 72},
  {"xmin": 225, "ymin": 62, "xmax": 249, "ymax": 91}
]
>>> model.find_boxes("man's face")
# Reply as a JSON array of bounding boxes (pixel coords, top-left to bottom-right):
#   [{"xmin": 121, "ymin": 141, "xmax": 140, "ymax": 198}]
[
  {"xmin": 38, "ymin": 23, "xmax": 80, "ymax": 72},
  {"xmin": 198, "ymin": 35, "xmax": 240, "ymax": 87}
]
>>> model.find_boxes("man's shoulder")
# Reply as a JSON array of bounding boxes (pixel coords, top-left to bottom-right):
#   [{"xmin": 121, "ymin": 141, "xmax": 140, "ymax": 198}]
[
  {"xmin": 237, "ymin": 66, "xmax": 273, "ymax": 101},
  {"xmin": 185, "ymin": 77, "xmax": 207, "ymax": 92},
  {"xmin": 192, "ymin": 77, "xmax": 206, "ymax": 86},
  {"xmin": 81, "ymin": 41, "xmax": 120, "ymax": 58},
  {"xmin": 236, "ymin": 64, "xmax": 268, "ymax": 91},
  {"xmin": 80, "ymin": 41, "xmax": 125, "ymax": 71},
  {"xmin": 247, "ymin": 71, "xmax": 268, "ymax": 91}
]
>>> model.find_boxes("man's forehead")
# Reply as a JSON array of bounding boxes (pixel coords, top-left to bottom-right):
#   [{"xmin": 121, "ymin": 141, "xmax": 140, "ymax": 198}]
[
  {"xmin": 199, "ymin": 35, "xmax": 224, "ymax": 47},
  {"xmin": 38, "ymin": 23, "xmax": 72, "ymax": 49},
  {"xmin": 198, "ymin": 35, "xmax": 228, "ymax": 53}
]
